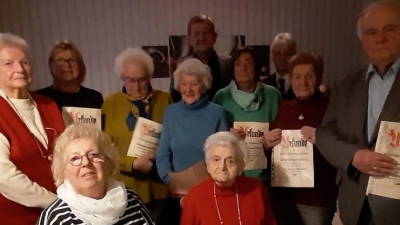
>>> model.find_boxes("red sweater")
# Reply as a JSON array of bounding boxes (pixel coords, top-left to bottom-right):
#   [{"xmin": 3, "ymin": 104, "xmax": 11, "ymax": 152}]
[
  {"xmin": 0, "ymin": 93, "xmax": 65, "ymax": 224},
  {"xmin": 181, "ymin": 176, "xmax": 276, "ymax": 225},
  {"xmin": 270, "ymin": 92, "xmax": 337, "ymax": 207}
]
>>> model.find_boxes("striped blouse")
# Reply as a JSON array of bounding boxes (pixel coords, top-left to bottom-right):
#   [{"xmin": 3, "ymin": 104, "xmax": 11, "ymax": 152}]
[{"xmin": 37, "ymin": 189, "xmax": 154, "ymax": 225}]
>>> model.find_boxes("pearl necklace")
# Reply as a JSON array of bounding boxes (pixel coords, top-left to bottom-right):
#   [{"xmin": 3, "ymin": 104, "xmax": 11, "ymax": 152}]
[{"xmin": 213, "ymin": 182, "xmax": 243, "ymax": 225}]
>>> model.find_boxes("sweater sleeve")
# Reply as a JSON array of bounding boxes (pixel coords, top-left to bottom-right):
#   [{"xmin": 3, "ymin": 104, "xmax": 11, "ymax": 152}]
[
  {"xmin": 0, "ymin": 133, "xmax": 57, "ymax": 208},
  {"xmin": 156, "ymin": 111, "xmax": 174, "ymax": 183},
  {"xmin": 180, "ymin": 190, "xmax": 200, "ymax": 225}
]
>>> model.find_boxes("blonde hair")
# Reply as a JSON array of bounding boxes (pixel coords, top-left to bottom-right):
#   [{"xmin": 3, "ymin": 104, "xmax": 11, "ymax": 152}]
[{"xmin": 52, "ymin": 123, "xmax": 119, "ymax": 187}]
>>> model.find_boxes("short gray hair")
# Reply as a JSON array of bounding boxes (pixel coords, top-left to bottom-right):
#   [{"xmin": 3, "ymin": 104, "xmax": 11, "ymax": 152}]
[
  {"xmin": 271, "ymin": 32, "xmax": 297, "ymax": 53},
  {"xmin": 204, "ymin": 132, "xmax": 248, "ymax": 172},
  {"xmin": 0, "ymin": 33, "xmax": 30, "ymax": 58},
  {"xmin": 52, "ymin": 123, "xmax": 119, "ymax": 187},
  {"xmin": 173, "ymin": 58, "xmax": 213, "ymax": 91},
  {"xmin": 357, "ymin": 0, "xmax": 400, "ymax": 38},
  {"xmin": 114, "ymin": 47, "xmax": 154, "ymax": 78}
]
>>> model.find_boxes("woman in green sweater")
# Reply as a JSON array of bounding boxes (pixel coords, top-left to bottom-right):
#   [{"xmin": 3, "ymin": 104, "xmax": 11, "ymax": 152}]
[{"xmin": 213, "ymin": 47, "xmax": 281, "ymax": 181}]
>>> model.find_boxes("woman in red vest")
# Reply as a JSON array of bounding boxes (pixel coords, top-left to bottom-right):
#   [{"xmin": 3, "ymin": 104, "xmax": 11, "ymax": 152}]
[{"xmin": 0, "ymin": 33, "xmax": 65, "ymax": 224}]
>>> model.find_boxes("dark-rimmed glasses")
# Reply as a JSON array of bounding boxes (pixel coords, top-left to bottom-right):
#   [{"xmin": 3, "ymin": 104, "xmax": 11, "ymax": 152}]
[{"xmin": 54, "ymin": 58, "xmax": 78, "ymax": 66}]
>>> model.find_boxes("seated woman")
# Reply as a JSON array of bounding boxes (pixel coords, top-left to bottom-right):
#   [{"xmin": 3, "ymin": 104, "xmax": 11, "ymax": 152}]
[
  {"xmin": 36, "ymin": 41, "xmax": 103, "ymax": 111},
  {"xmin": 102, "ymin": 48, "xmax": 176, "ymax": 224},
  {"xmin": 156, "ymin": 58, "xmax": 228, "ymax": 185},
  {"xmin": 37, "ymin": 123, "xmax": 154, "ymax": 225},
  {"xmin": 213, "ymin": 47, "xmax": 281, "ymax": 181},
  {"xmin": 181, "ymin": 131, "xmax": 275, "ymax": 225},
  {"xmin": 263, "ymin": 53, "xmax": 337, "ymax": 225}
]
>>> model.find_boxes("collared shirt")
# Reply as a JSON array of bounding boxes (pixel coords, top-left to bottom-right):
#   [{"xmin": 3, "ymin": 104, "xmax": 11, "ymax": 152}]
[
  {"xmin": 275, "ymin": 72, "xmax": 290, "ymax": 92},
  {"xmin": 366, "ymin": 57, "xmax": 400, "ymax": 141}
]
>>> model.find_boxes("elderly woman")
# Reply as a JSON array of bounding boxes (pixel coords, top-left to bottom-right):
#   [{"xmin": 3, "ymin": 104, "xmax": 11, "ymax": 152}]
[
  {"xmin": 156, "ymin": 58, "xmax": 228, "ymax": 184},
  {"xmin": 0, "ymin": 33, "xmax": 65, "ymax": 224},
  {"xmin": 181, "ymin": 132, "xmax": 275, "ymax": 225},
  {"xmin": 213, "ymin": 47, "xmax": 281, "ymax": 180},
  {"xmin": 36, "ymin": 41, "xmax": 103, "ymax": 111},
  {"xmin": 102, "ymin": 48, "xmax": 175, "ymax": 224},
  {"xmin": 263, "ymin": 53, "xmax": 337, "ymax": 225},
  {"xmin": 37, "ymin": 123, "xmax": 154, "ymax": 225}
]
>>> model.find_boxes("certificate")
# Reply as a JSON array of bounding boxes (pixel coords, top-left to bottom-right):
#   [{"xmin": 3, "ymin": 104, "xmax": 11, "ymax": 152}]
[
  {"xmin": 62, "ymin": 107, "xmax": 101, "ymax": 129},
  {"xmin": 272, "ymin": 129, "xmax": 314, "ymax": 187},
  {"xmin": 127, "ymin": 117, "xmax": 162, "ymax": 157},
  {"xmin": 233, "ymin": 122, "xmax": 269, "ymax": 170},
  {"xmin": 366, "ymin": 121, "xmax": 400, "ymax": 200}
]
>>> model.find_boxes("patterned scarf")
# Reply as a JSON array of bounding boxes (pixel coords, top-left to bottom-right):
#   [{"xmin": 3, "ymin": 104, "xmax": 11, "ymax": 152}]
[{"xmin": 123, "ymin": 85, "xmax": 153, "ymax": 131}]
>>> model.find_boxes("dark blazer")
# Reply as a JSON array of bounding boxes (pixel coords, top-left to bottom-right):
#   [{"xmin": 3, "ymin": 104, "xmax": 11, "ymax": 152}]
[
  {"xmin": 316, "ymin": 68, "xmax": 400, "ymax": 225},
  {"xmin": 262, "ymin": 72, "xmax": 296, "ymax": 100}
]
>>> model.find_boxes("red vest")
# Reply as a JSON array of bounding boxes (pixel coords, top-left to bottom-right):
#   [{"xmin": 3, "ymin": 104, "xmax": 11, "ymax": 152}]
[{"xmin": 0, "ymin": 93, "xmax": 65, "ymax": 224}]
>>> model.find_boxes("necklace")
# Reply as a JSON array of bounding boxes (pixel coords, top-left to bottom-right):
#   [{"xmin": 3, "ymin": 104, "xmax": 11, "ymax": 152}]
[{"xmin": 213, "ymin": 182, "xmax": 243, "ymax": 225}]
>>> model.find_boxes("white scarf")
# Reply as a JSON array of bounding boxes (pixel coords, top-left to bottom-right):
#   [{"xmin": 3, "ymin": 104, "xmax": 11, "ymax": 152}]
[{"xmin": 57, "ymin": 179, "xmax": 128, "ymax": 225}]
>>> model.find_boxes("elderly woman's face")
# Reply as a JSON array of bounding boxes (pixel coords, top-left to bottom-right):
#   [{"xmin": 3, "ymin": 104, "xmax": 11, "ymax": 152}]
[
  {"xmin": 179, "ymin": 73, "xmax": 206, "ymax": 104},
  {"xmin": 234, "ymin": 52, "xmax": 255, "ymax": 84},
  {"xmin": 291, "ymin": 64, "xmax": 317, "ymax": 101},
  {"xmin": 207, "ymin": 146, "xmax": 241, "ymax": 187},
  {"xmin": 51, "ymin": 50, "xmax": 80, "ymax": 83},
  {"xmin": 122, "ymin": 60, "xmax": 150, "ymax": 99},
  {"xmin": 63, "ymin": 138, "xmax": 109, "ymax": 196},
  {"xmin": 0, "ymin": 47, "xmax": 32, "ymax": 91}
]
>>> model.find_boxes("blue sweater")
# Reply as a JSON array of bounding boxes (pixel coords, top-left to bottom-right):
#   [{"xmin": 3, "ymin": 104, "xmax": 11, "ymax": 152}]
[{"xmin": 156, "ymin": 95, "xmax": 228, "ymax": 183}]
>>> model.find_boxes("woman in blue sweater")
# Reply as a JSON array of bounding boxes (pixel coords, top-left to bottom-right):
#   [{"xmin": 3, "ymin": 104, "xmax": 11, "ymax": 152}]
[{"xmin": 156, "ymin": 58, "xmax": 228, "ymax": 186}]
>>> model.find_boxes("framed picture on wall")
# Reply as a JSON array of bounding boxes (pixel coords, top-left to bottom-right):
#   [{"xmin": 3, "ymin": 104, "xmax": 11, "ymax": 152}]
[
  {"xmin": 142, "ymin": 46, "xmax": 169, "ymax": 78},
  {"xmin": 249, "ymin": 45, "xmax": 270, "ymax": 79}
]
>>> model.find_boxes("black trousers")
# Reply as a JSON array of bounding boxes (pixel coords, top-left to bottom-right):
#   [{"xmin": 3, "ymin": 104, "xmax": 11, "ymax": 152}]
[{"xmin": 145, "ymin": 198, "xmax": 182, "ymax": 225}]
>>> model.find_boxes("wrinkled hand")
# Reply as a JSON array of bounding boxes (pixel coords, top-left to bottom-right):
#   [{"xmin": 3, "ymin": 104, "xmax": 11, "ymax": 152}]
[
  {"xmin": 132, "ymin": 153, "xmax": 154, "ymax": 173},
  {"xmin": 172, "ymin": 189, "xmax": 188, "ymax": 198},
  {"xmin": 261, "ymin": 128, "xmax": 282, "ymax": 148},
  {"xmin": 230, "ymin": 127, "xmax": 246, "ymax": 140},
  {"xmin": 301, "ymin": 126, "xmax": 316, "ymax": 144},
  {"xmin": 352, "ymin": 149, "xmax": 397, "ymax": 177}
]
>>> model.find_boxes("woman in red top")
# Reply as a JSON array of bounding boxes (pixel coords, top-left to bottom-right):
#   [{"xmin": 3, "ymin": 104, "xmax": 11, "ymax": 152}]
[
  {"xmin": 263, "ymin": 53, "xmax": 337, "ymax": 225},
  {"xmin": 181, "ymin": 131, "xmax": 276, "ymax": 225},
  {"xmin": 0, "ymin": 33, "xmax": 65, "ymax": 224}
]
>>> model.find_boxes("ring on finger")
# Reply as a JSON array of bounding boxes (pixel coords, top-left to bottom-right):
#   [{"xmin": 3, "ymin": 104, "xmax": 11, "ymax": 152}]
[{"xmin": 373, "ymin": 166, "xmax": 377, "ymax": 170}]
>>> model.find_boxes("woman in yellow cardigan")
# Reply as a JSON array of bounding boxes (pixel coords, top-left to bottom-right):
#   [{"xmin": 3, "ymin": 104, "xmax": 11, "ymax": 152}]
[{"xmin": 102, "ymin": 48, "xmax": 179, "ymax": 225}]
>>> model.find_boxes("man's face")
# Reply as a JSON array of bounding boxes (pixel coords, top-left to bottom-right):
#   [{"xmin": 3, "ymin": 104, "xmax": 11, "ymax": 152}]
[
  {"xmin": 271, "ymin": 43, "xmax": 296, "ymax": 74},
  {"xmin": 358, "ymin": 5, "xmax": 400, "ymax": 66},
  {"xmin": 188, "ymin": 22, "xmax": 217, "ymax": 54}
]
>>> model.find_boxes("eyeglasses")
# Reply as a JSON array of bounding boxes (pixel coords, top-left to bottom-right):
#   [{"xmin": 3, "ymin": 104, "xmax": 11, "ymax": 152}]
[
  {"xmin": 67, "ymin": 152, "xmax": 105, "ymax": 166},
  {"xmin": 121, "ymin": 76, "xmax": 149, "ymax": 84},
  {"xmin": 54, "ymin": 58, "xmax": 78, "ymax": 66}
]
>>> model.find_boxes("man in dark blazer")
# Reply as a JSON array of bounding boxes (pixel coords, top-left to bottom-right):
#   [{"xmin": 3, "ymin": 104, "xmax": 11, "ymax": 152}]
[
  {"xmin": 170, "ymin": 15, "xmax": 231, "ymax": 102},
  {"xmin": 316, "ymin": 1, "xmax": 400, "ymax": 225},
  {"xmin": 263, "ymin": 33, "xmax": 297, "ymax": 100}
]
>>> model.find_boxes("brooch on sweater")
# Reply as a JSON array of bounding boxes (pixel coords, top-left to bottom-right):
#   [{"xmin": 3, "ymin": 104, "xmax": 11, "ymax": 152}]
[{"xmin": 298, "ymin": 114, "xmax": 304, "ymax": 120}]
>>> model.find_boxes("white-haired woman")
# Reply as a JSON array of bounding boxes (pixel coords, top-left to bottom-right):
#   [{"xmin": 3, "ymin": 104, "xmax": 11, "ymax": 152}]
[
  {"xmin": 156, "ymin": 58, "xmax": 228, "ymax": 184},
  {"xmin": 101, "ymin": 48, "xmax": 176, "ymax": 224},
  {"xmin": 181, "ymin": 132, "xmax": 275, "ymax": 225},
  {"xmin": 37, "ymin": 123, "xmax": 154, "ymax": 225},
  {"xmin": 0, "ymin": 33, "xmax": 65, "ymax": 224}
]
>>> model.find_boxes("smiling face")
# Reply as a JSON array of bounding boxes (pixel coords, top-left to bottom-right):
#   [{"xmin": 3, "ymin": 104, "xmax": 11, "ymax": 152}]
[
  {"xmin": 189, "ymin": 22, "xmax": 217, "ymax": 54},
  {"xmin": 179, "ymin": 73, "xmax": 206, "ymax": 104},
  {"xmin": 234, "ymin": 52, "xmax": 256, "ymax": 85},
  {"xmin": 206, "ymin": 146, "xmax": 242, "ymax": 187},
  {"xmin": 291, "ymin": 64, "xmax": 318, "ymax": 100},
  {"xmin": 0, "ymin": 47, "xmax": 32, "ymax": 93},
  {"xmin": 63, "ymin": 138, "xmax": 109, "ymax": 197},
  {"xmin": 51, "ymin": 49, "xmax": 80, "ymax": 83}
]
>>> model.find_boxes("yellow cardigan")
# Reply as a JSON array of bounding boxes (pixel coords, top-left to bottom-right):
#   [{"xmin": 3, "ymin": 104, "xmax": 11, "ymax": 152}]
[{"xmin": 102, "ymin": 90, "xmax": 171, "ymax": 203}]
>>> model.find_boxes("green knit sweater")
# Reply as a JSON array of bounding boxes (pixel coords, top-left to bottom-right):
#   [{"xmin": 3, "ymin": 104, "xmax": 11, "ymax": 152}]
[{"xmin": 213, "ymin": 83, "xmax": 281, "ymax": 180}]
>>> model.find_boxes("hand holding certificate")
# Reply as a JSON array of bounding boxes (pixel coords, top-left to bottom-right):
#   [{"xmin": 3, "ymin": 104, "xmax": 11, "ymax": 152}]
[
  {"xmin": 62, "ymin": 107, "xmax": 101, "ymax": 129},
  {"xmin": 366, "ymin": 121, "xmax": 400, "ymax": 200},
  {"xmin": 127, "ymin": 117, "xmax": 162, "ymax": 157},
  {"xmin": 272, "ymin": 129, "xmax": 314, "ymax": 187},
  {"xmin": 233, "ymin": 122, "xmax": 269, "ymax": 170}
]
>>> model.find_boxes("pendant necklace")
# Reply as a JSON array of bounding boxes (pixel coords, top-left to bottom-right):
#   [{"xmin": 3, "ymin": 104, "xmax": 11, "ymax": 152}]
[{"xmin": 213, "ymin": 182, "xmax": 243, "ymax": 225}]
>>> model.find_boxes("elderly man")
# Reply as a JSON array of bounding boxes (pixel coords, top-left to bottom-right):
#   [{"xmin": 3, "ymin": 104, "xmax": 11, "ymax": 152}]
[
  {"xmin": 316, "ymin": 1, "xmax": 400, "ymax": 225},
  {"xmin": 263, "ymin": 32, "xmax": 297, "ymax": 100},
  {"xmin": 170, "ymin": 15, "xmax": 231, "ymax": 102}
]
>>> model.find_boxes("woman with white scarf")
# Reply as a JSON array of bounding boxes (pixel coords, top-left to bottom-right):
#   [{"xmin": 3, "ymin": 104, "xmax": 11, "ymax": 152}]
[{"xmin": 37, "ymin": 123, "xmax": 154, "ymax": 225}]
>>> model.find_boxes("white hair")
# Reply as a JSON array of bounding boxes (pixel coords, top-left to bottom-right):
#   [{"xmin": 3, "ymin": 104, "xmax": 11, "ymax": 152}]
[
  {"xmin": 0, "ymin": 33, "xmax": 30, "ymax": 58},
  {"xmin": 357, "ymin": 0, "xmax": 400, "ymax": 38},
  {"xmin": 204, "ymin": 132, "xmax": 248, "ymax": 173},
  {"xmin": 173, "ymin": 58, "xmax": 213, "ymax": 91},
  {"xmin": 271, "ymin": 32, "xmax": 297, "ymax": 53},
  {"xmin": 114, "ymin": 47, "xmax": 154, "ymax": 78},
  {"xmin": 52, "ymin": 123, "xmax": 119, "ymax": 187}
]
